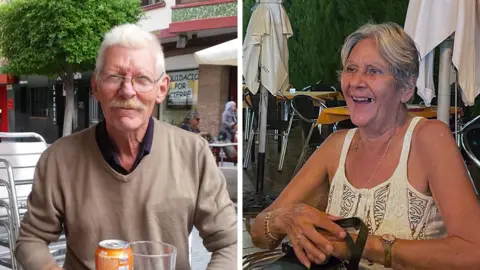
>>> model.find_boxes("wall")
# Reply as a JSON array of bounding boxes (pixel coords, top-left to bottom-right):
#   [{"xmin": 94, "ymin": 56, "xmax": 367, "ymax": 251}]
[
  {"xmin": 138, "ymin": 0, "xmax": 175, "ymax": 32},
  {"xmin": 165, "ymin": 54, "xmax": 198, "ymax": 71},
  {"xmin": 196, "ymin": 65, "xmax": 230, "ymax": 136}
]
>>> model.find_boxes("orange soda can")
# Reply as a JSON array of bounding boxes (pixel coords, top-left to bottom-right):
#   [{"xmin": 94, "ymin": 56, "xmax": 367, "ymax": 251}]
[{"xmin": 95, "ymin": 239, "xmax": 133, "ymax": 270}]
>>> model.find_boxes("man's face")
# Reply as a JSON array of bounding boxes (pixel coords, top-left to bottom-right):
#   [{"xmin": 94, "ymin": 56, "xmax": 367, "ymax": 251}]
[{"xmin": 91, "ymin": 45, "xmax": 169, "ymax": 132}]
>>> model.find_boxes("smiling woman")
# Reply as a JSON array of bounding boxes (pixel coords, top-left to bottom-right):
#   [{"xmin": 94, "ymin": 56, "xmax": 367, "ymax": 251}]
[{"xmin": 249, "ymin": 22, "xmax": 480, "ymax": 270}]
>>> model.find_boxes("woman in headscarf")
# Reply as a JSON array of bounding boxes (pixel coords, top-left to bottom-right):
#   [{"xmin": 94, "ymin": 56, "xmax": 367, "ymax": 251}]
[
  {"xmin": 219, "ymin": 101, "xmax": 238, "ymax": 142},
  {"xmin": 219, "ymin": 101, "xmax": 238, "ymax": 160}
]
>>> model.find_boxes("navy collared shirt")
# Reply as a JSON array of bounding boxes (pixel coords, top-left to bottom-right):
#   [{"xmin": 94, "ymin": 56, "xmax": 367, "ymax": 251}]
[{"xmin": 95, "ymin": 117, "xmax": 154, "ymax": 175}]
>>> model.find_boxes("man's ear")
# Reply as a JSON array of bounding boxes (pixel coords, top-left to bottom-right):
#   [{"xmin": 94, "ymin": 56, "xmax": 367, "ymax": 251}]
[
  {"xmin": 91, "ymin": 73, "xmax": 99, "ymax": 99},
  {"xmin": 156, "ymin": 74, "xmax": 170, "ymax": 104}
]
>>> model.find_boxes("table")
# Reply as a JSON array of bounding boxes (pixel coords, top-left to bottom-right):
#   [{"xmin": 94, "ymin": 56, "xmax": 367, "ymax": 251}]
[
  {"xmin": 279, "ymin": 91, "xmax": 343, "ymax": 100},
  {"xmin": 316, "ymin": 105, "xmax": 462, "ymax": 125},
  {"xmin": 209, "ymin": 142, "xmax": 237, "ymax": 166}
]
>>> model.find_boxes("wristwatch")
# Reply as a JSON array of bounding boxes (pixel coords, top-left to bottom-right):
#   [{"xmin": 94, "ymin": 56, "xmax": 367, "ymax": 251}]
[{"xmin": 380, "ymin": 234, "xmax": 397, "ymax": 268}]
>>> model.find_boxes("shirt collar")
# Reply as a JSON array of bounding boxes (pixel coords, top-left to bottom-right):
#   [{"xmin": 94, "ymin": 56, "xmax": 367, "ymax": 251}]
[{"xmin": 95, "ymin": 117, "xmax": 154, "ymax": 169}]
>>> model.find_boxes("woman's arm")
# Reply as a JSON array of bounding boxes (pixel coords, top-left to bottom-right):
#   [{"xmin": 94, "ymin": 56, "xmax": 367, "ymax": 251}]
[
  {"xmin": 250, "ymin": 130, "xmax": 347, "ymax": 249},
  {"xmin": 328, "ymin": 120, "xmax": 480, "ymax": 269}
]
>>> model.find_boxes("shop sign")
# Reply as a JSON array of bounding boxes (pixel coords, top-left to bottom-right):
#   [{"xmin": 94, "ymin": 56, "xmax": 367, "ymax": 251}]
[{"xmin": 167, "ymin": 69, "xmax": 199, "ymax": 107}]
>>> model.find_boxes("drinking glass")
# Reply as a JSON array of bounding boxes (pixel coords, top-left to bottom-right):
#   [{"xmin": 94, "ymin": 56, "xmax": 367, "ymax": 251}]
[{"xmin": 124, "ymin": 241, "xmax": 177, "ymax": 270}]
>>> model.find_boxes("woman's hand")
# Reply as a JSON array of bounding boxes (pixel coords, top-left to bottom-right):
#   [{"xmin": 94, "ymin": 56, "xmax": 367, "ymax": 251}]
[
  {"xmin": 270, "ymin": 204, "xmax": 347, "ymax": 268},
  {"xmin": 317, "ymin": 230, "xmax": 350, "ymax": 260}
]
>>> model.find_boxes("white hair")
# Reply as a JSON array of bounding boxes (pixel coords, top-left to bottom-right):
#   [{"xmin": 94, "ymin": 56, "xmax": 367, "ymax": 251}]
[
  {"xmin": 340, "ymin": 22, "xmax": 419, "ymax": 89},
  {"xmin": 95, "ymin": 23, "xmax": 165, "ymax": 76}
]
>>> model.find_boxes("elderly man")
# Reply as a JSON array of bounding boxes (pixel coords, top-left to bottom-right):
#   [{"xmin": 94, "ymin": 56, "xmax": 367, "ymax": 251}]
[{"xmin": 14, "ymin": 23, "xmax": 237, "ymax": 270}]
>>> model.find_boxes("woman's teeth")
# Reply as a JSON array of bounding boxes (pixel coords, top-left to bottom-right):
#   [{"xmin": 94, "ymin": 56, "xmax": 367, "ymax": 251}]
[{"xmin": 352, "ymin": 97, "xmax": 373, "ymax": 104}]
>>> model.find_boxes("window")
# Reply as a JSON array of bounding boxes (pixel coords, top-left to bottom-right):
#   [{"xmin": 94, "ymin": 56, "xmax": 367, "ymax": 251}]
[
  {"xmin": 141, "ymin": 0, "xmax": 164, "ymax": 6},
  {"xmin": 30, "ymin": 87, "xmax": 50, "ymax": 117}
]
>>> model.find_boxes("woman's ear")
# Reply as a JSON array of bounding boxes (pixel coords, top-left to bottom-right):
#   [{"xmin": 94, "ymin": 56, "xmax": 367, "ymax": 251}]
[{"xmin": 400, "ymin": 78, "xmax": 416, "ymax": 104}]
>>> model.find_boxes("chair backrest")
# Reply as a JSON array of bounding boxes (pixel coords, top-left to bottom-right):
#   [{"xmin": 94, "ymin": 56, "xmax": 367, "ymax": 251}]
[
  {"xmin": 311, "ymin": 83, "xmax": 338, "ymax": 92},
  {"xmin": 463, "ymin": 123, "xmax": 480, "ymax": 169},
  {"xmin": 248, "ymin": 92, "xmax": 289, "ymax": 131},
  {"xmin": 291, "ymin": 95, "xmax": 325, "ymax": 122},
  {"xmin": 291, "ymin": 95, "xmax": 326, "ymax": 145},
  {"xmin": 0, "ymin": 133, "xmax": 47, "ymax": 201}
]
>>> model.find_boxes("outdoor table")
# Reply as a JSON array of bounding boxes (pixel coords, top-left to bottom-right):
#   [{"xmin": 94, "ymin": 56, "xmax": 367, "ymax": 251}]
[
  {"xmin": 316, "ymin": 105, "xmax": 462, "ymax": 125},
  {"xmin": 209, "ymin": 142, "xmax": 237, "ymax": 166},
  {"xmin": 279, "ymin": 90, "xmax": 343, "ymax": 100}
]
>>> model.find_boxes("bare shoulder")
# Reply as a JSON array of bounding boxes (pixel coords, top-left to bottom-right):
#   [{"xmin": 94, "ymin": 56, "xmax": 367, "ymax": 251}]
[
  {"xmin": 322, "ymin": 129, "xmax": 350, "ymax": 150},
  {"xmin": 312, "ymin": 128, "xmax": 351, "ymax": 172},
  {"xmin": 413, "ymin": 119, "xmax": 456, "ymax": 155}
]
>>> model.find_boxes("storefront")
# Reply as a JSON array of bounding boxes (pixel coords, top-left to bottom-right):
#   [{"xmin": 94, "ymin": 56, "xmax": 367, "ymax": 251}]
[
  {"xmin": 159, "ymin": 68, "xmax": 199, "ymax": 126},
  {"xmin": 0, "ymin": 73, "xmax": 15, "ymax": 132}
]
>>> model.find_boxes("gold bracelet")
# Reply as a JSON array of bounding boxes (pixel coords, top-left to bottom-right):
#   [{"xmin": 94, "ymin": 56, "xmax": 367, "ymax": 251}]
[{"xmin": 264, "ymin": 211, "xmax": 280, "ymax": 242}]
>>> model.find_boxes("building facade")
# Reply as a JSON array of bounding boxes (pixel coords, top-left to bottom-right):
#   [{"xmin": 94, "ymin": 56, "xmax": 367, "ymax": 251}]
[
  {"xmin": 0, "ymin": 0, "xmax": 237, "ymax": 143},
  {"xmin": 140, "ymin": 0, "xmax": 238, "ymax": 136}
]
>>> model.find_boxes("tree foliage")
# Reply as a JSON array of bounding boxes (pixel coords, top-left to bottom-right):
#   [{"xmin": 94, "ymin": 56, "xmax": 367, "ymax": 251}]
[
  {"xmin": 244, "ymin": 0, "xmax": 480, "ymax": 114},
  {"xmin": 0, "ymin": 0, "xmax": 143, "ymax": 76},
  {"xmin": 243, "ymin": 0, "xmax": 409, "ymax": 88},
  {"xmin": 0, "ymin": 0, "xmax": 144, "ymax": 136}
]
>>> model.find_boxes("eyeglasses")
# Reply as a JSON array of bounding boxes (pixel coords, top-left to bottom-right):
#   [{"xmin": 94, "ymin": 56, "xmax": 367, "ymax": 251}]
[{"xmin": 97, "ymin": 72, "xmax": 164, "ymax": 93}]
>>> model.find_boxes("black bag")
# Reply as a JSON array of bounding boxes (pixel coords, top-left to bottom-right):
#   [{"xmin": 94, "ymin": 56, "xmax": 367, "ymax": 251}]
[{"xmin": 262, "ymin": 217, "xmax": 368, "ymax": 270}]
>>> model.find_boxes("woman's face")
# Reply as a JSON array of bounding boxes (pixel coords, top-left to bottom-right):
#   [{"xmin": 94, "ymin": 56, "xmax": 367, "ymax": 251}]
[
  {"xmin": 189, "ymin": 117, "xmax": 199, "ymax": 127},
  {"xmin": 340, "ymin": 38, "xmax": 407, "ymax": 128}
]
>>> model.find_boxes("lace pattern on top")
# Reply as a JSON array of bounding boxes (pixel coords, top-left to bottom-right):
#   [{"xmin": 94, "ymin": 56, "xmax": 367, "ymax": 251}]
[{"xmin": 326, "ymin": 117, "xmax": 446, "ymax": 248}]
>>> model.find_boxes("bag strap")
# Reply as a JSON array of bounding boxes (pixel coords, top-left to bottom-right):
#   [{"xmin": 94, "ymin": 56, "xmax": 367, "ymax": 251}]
[{"xmin": 332, "ymin": 217, "xmax": 369, "ymax": 270}]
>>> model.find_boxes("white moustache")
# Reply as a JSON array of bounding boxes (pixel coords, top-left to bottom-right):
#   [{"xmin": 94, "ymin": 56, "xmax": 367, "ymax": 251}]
[{"xmin": 108, "ymin": 99, "xmax": 147, "ymax": 110}]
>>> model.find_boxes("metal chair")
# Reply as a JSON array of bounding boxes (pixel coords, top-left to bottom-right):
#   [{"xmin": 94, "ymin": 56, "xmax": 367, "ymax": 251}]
[
  {"xmin": 460, "ymin": 114, "xmax": 480, "ymax": 196},
  {"xmin": 243, "ymin": 92, "xmax": 290, "ymax": 169},
  {"xmin": 290, "ymin": 95, "xmax": 328, "ymax": 176},
  {"xmin": 461, "ymin": 115, "xmax": 480, "ymax": 169},
  {"xmin": 243, "ymin": 249, "xmax": 284, "ymax": 270},
  {"xmin": 0, "ymin": 132, "xmax": 66, "ymax": 269},
  {"xmin": 243, "ymin": 92, "xmax": 254, "ymax": 142}
]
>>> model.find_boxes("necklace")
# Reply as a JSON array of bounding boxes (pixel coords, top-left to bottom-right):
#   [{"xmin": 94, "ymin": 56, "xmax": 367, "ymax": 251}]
[{"xmin": 353, "ymin": 126, "xmax": 400, "ymax": 186}]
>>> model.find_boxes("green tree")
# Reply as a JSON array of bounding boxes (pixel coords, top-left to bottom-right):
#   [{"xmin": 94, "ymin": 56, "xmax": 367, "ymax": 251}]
[
  {"xmin": 243, "ymin": 0, "xmax": 409, "ymax": 88},
  {"xmin": 0, "ymin": 0, "xmax": 143, "ymax": 136}
]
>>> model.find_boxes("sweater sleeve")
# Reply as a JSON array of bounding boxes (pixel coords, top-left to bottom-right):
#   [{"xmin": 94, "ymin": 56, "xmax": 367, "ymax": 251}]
[
  {"xmin": 15, "ymin": 150, "xmax": 64, "ymax": 270},
  {"xmin": 194, "ymin": 141, "xmax": 237, "ymax": 269}
]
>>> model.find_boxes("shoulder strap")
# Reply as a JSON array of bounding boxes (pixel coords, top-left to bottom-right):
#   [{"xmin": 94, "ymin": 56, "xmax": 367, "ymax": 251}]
[
  {"xmin": 337, "ymin": 128, "xmax": 357, "ymax": 170},
  {"xmin": 397, "ymin": 117, "xmax": 423, "ymax": 170}
]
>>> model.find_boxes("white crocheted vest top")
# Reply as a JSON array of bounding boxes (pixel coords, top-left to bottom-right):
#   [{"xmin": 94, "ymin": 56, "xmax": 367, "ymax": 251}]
[{"xmin": 326, "ymin": 117, "xmax": 447, "ymax": 269}]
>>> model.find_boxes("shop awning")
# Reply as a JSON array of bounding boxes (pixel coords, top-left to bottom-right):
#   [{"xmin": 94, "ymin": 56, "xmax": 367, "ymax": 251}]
[{"xmin": 194, "ymin": 39, "xmax": 238, "ymax": 66}]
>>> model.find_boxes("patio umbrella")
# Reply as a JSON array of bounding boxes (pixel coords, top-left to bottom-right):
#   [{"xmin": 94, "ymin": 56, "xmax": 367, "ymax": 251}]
[
  {"xmin": 194, "ymin": 39, "xmax": 238, "ymax": 66},
  {"xmin": 243, "ymin": 0, "xmax": 293, "ymax": 190},
  {"xmin": 404, "ymin": 0, "xmax": 480, "ymax": 123}
]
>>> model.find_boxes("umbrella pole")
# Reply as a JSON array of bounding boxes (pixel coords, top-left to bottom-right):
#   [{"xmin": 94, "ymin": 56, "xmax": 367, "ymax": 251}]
[
  {"xmin": 437, "ymin": 38, "xmax": 454, "ymax": 125},
  {"xmin": 256, "ymin": 86, "xmax": 268, "ymax": 192}
]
